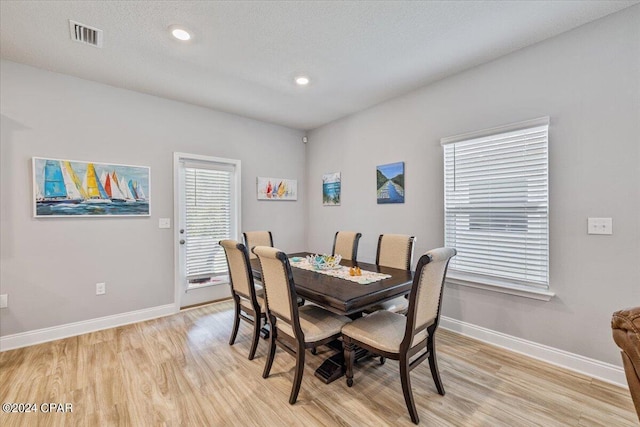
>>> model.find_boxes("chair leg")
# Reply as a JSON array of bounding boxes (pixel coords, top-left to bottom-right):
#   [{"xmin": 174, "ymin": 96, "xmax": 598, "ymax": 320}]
[
  {"xmin": 248, "ymin": 312, "xmax": 261, "ymax": 360},
  {"xmin": 379, "ymin": 356, "xmax": 386, "ymax": 365},
  {"xmin": 427, "ymin": 333, "xmax": 445, "ymax": 396},
  {"xmin": 229, "ymin": 297, "xmax": 241, "ymax": 346},
  {"xmin": 289, "ymin": 341, "xmax": 305, "ymax": 404},
  {"xmin": 311, "ymin": 347, "xmax": 317, "ymax": 355},
  {"xmin": 344, "ymin": 339, "xmax": 355, "ymax": 387},
  {"xmin": 260, "ymin": 316, "xmax": 270, "ymax": 339},
  {"xmin": 262, "ymin": 316, "xmax": 277, "ymax": 379},
  {"xmin": 399, "ymin": 355, "xmax": 419, "ymax": 424}
]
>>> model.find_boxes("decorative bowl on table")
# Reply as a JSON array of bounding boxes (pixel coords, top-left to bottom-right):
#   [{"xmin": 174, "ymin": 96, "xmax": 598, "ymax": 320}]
[{"xmin": 306, "ymin": 254, "xmax": 342, "ymax": 270}]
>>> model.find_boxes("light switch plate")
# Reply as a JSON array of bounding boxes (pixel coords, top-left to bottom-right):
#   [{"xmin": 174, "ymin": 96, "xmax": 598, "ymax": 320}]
[
  {"xmin": 0, "ymin": 294, "xmax": 7, "ymax": 309},
  {"xmin": 159, "ymin": 218, "xmax": 171, "ymax": 229},
  {"xmin": 588, "ymin": 217, "xmax": 612, "ymax": 235}
]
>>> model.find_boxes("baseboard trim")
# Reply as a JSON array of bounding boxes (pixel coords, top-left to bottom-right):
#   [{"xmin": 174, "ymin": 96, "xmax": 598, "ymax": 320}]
[
  {"xmin": 0, "ymin": 304, "xmax": 177, "ymax": 352},
  {"xmin": 440, "ymin": 316, "xmax": 627, "ymax": 388}
]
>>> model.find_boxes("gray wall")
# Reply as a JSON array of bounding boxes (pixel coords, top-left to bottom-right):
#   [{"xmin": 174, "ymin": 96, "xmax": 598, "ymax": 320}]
[
  {"xmin": 305, "ymin": 7, "xmax": 640, "ymax": 365},
  {"xmin": 0, "ymin": 60, "xmax": 306, "ymax": 336}
]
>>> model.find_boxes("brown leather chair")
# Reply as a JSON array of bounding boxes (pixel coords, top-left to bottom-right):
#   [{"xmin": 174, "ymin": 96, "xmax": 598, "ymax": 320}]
[{"xmin": 612, "ymin": 306, "xmax": 640, "ymax": 422}]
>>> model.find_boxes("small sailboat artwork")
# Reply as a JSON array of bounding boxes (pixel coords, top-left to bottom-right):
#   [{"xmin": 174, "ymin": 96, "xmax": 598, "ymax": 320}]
[
  {"xmin": 33, "ymin": 157, "xmax": 150, "ymax": 217},
  {"xmin": 257, "ymin": 176, "xmax": 297, "ymax": 201}
]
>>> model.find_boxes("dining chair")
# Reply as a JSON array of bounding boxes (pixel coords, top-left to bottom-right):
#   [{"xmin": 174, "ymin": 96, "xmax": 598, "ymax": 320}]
[
  {"xmin": 365, "ymin": 234, "xmax": 415, "ymax": 315},
  {"xmin": 220, "ymin": 239, "xmax": 266, "ymax": 360},
  {"xmin": 332, "ymin": 231, "xmax": 362, "ymax": 262},
  {"xmin": 243, "ymin": 230, "xmax": 274, "ymax": 259},
  {"xmin": 342, "ymin": 247, "xmax": 457, "ymax": 424},
  {"xmin": 252, "ymin": 245, "xmax": 352, "ymax": 404},
  {"xmin": 244, "ymin": 230, "xmax": 305, "ymax": 307}
]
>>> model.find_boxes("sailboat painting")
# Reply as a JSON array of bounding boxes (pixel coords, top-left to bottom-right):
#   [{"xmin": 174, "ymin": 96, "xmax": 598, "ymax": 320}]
[
  {"xmin": 33, "ymin": 157, "xmax": 150, "ymax": 217},
  {"xmin": 257, "ymin": 176, "xmax": 297, "ymax": 201}
]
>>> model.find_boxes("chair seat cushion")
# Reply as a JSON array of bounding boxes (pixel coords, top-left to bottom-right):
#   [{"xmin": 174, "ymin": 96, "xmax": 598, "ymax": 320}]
[
  {"xmin": 342, "ymin": 310, "xmax": 406, "ymax": 353},
  {"xmin": 278, "ymin": 305, "xmax": 351, "ymax": 343},
  {"xmin": 342, "ymin": 310, "xmax": 429, "ymax": 354},
  {"xmin": 365, "ymin": 296, "xmax": 408, "ymax": 314}
]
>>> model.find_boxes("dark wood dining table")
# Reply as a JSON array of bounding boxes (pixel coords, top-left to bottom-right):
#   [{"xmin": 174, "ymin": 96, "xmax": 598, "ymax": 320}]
[{"xmin": 250, "ymin": 251, "xmax": 413, "ymax": 383}]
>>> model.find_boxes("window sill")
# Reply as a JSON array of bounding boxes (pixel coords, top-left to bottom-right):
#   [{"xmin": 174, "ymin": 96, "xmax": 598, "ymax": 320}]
[
  {"xmin": 186, "ymin": 275, "xmax": 229, "ymax": 292},
  {"xmin": 445, "ymin": 273, "xmax": 555, "ymax": 301}
]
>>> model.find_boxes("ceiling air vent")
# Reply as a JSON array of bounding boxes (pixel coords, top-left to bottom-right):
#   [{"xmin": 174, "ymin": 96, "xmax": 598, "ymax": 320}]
[{"xmin": 69, "ymin": 20, "xmax": 103, "ymax": 48}]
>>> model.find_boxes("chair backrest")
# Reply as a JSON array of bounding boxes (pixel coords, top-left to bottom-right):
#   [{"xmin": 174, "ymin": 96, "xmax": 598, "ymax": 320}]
[
  {"xmin": 402, "ymin": 248, "xmax": 457, "ymax": 349},
  {"xmin": 220, "ymin": 239, "xmax": 257, "ymax": 302},
  {"xmin": 252, "ymin": 246, "xmax": 302, "ymax": 339},
  {"xmin": 376, "ymin": 234, "xmax": 415, "ymax": 271},
  {"xmin": 332, "ymin": 231, "xmax": 362, "ymax": 261},
  {"xmin": 243, "ymin": 231, "xmax": 274, "ymax": 259}
]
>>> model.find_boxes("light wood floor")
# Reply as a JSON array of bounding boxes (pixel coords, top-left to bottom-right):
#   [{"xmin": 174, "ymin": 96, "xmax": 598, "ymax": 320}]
[{"xmin": 0, "ymin": 300, "xmax": 636, "ymax": 426}]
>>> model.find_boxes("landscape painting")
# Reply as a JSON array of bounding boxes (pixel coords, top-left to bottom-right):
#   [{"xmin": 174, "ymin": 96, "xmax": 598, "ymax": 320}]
[
  {"xmin": 257, "ymin": 177, "xmax": 297, "ymax": 200},
  {"xmin": 322, "ymin": 172, "xmax": 341, "ymax": 206},
  {"xmin": 33, "ymin": 157, "xmax": 150, "ymax": 217},
  {"xmin": 376, "ymin": 161, "xmax": 405, "ymax": 204}
]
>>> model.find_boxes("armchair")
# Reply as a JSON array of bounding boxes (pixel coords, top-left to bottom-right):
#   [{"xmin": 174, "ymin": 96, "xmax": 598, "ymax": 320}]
[{"xmin": 612, "ymin": 306, "xmax": 640, "ymax": 421}]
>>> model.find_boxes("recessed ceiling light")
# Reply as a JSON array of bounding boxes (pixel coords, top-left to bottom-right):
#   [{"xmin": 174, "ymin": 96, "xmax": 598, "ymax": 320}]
[
  {"xmin": 170, "ymin": 26, "xmax": 191, "ymax": 41},
  {"xmin": 295, "ymin": 76, "xmax": 310, "ymax": 86}
]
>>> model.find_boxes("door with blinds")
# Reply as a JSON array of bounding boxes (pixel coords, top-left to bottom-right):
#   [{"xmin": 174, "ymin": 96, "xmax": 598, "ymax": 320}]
[{"xmin": 174, "ymin": 153, "xmax": 241, "ymax": 309}]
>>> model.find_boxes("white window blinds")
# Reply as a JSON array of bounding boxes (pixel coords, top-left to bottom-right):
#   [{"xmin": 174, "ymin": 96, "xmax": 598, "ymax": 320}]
[
  {"xmin": 442, "ymin": 118, "xmax": 549, "ymax": 289},
  {"xmin": 184, "ymin": 166, "xmax": 232, "ymax": 280}
]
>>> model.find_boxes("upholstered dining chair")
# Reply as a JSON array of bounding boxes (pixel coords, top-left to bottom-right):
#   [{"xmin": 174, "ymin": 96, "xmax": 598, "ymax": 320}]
[
  {"xmin": 365, "ymin": 234, "xmax": 415, "ymax": 315},
  {"xmin": 243, "ymin": 231, "xmax": 274, "ymax": 259},
  {"xmin": 252, "ymin": 245, "xmax": 352, "ymax": 404},
  {"xmin": 342, "ymin": 247, "xmax": 457, "ymax": 424},
  {"xmin": 244, "ymin": 230, "xmax": 305, "ymax": 307},
  {"xmin": 332, "ymin": 231, "xmax": 362, "ymax": 262},
  {"xmin": 220, "ymin": 239, "xmax": 266, "ymax": 360}
]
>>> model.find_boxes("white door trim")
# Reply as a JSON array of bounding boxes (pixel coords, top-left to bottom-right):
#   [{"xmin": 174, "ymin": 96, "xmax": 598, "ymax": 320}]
[{"xmin": 173, "ymin": 152, "xmax": 242, "ymax": 310}]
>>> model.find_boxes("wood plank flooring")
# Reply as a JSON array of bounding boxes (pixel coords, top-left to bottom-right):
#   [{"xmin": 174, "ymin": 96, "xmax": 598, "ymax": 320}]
[{"xmin": 0, "ymin": 300, "xmax": 636, "ymax": 426}]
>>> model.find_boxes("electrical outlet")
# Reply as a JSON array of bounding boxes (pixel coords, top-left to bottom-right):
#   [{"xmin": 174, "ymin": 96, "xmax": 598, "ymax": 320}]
[
  {"xmin": 96, "ymin": 282, "xmax": 106, "ymax": 295},
  {"xmin": 588, "ymin": 217, "xmax": 613, "ymax": 235},
  {"xmin": 0, "ymin": 294, "xmax": 7, "ymax": 309}
]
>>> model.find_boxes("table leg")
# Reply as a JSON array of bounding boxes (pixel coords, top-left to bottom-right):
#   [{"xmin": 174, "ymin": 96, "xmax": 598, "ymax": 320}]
[{"xmin": 313, "ymin": 340, "xmax": 370, "ymax": 384}]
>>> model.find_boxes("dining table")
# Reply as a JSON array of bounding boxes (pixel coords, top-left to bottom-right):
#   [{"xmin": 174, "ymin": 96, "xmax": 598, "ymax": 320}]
[{"xmin": 250, "ymin": 251, "xmax": 413, "ymax": 383}]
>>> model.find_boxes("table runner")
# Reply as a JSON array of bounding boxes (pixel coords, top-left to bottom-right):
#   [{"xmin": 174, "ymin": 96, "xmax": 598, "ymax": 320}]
[{"xmin": 289, "ymin": 258, "xmax": 391, "ymax": 285}]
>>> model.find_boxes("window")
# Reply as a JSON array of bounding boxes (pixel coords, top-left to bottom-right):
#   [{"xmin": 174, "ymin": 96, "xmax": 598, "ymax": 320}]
[
  {"xmin": 181, "ymin": 159, "xmax": 239, "ymax": 288},
  {"xmin": 441, "ymin": 117, "xmax": 552, "ymax": 300}
]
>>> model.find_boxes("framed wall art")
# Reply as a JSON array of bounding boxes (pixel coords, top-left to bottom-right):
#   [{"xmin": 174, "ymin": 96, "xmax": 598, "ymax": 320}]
[
  {"xmin": 33, "ymin": 157, "xmax": 150, "ymax": 217},
  {"xmin": 257, "ymin": 176, "xmax": 297, "ymax": 200},
  {"xmin": 376, "ymin": 161, "xmax": 404, "ymax": 204},
  {"xmin": 322, "ymin": 172, "xmax": 341, "ymax": 206}
]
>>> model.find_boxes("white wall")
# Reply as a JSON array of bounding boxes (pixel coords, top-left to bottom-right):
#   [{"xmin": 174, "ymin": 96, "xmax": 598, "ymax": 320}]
[
  {"xmin": 306, "ymin": 6, "xmax": 640, "ymax": 365},
  {"xmin": 0, "ymin": 60, "xmax": 306, "ymax": 336}
]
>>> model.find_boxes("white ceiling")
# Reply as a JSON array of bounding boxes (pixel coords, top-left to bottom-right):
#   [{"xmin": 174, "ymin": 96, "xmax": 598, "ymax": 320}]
[{"xmin": 1, "ymin": 1, "xmax": 637, "ymax": 130}]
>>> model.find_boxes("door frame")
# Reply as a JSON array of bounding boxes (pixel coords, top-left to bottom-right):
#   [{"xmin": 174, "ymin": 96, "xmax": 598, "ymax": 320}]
[{"xmin": 173, "ymin": 152, "xmax": 242, "ymax": 310}]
